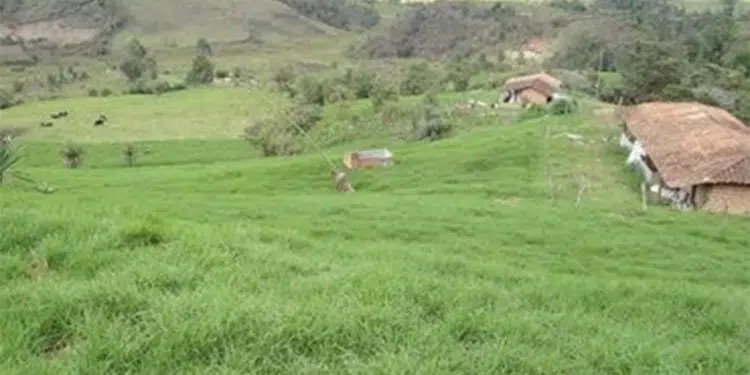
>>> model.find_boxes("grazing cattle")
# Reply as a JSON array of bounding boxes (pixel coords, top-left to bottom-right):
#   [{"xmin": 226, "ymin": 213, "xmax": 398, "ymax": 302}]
[
  {"xmin": 93, "ymin": 114, "xmax": 107, "ymax": 126},
  {"xmin": 50, "ymin": 111, "xmax": 68, "ymax": 119},
  {"xmin": 40, "ymin": 121, "xmax": 53, "ymax": 127}
]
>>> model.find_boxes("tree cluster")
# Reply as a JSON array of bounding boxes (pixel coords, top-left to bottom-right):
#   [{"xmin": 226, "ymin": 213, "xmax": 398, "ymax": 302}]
[
  {"xmin": 275, "ymin": 0, "xmax": 380, "ymax": 31},
  {"xmin": 548, "ymin": 0, "xmax": 750, "ymax": 121},
  {"xmin": 349, "ymin": 2, "xmax": 545, "ymax": 60}
]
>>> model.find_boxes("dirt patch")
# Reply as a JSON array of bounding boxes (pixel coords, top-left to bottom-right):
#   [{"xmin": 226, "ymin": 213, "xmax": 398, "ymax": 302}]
[
  {"xmin": 0, "ymin": 21, "xmax": 98, "ymax": 45},
  {"xmin": 495, "ymin": 196, "xmax": 521, "ymax": 206}
]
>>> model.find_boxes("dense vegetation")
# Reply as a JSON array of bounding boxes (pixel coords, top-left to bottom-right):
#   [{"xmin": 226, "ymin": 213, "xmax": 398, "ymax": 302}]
[
  {"xmin": 275, "ymin": 0, "xmax": 381, "ymax": 30},
  {"xmin": 350, "ymin": 2, "xmax": 548, "ymax": 60}
]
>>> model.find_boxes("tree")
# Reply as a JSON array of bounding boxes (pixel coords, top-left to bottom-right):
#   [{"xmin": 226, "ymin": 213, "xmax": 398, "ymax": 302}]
[
  {"xmin": 616, "ymin": 39, "xmax": 687, "ymax": 101},
  {"xmin": 272, "ymin": 65, "xmax": 297, "ymax": 96},
  {"xmin": 186, "ymin": 55, "xmax": 214, "ymax": 84},
  {"xmin": 400, "ymin": 61, "xmax": 434, "ymax": 96},
  {"xmin": 296, "ymin": 76, "xmax": 325, "ymax": 106},
  {"xmin": 196, "ymin": 38, "xmax": 212, "ymax": 56},
  {"xmin": 119, "ymin": 38, "xmax": 157, "ymax": 83}
]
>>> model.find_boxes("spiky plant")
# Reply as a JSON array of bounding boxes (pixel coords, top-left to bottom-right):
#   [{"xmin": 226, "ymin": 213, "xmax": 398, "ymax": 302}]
[
  {"xmin": 0, "ymin": 140, "xmax": 21, "ymax": 184},
  {"xmin": 122, "ymin": 144, "xmax": 137, "ymax": 167},
  {"xmin": 61, "ymin": 142, "xmax": 85, "ymax": 169}
]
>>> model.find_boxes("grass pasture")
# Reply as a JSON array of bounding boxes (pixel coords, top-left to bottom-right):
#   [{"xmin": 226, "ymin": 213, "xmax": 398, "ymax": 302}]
[
  {"xmin": 0, "ymin": 88, "xmax": 286, "ymax": 142},
  {"xmin": 2, "ymin": 107, "xmax": 750, "ymax": 373}
]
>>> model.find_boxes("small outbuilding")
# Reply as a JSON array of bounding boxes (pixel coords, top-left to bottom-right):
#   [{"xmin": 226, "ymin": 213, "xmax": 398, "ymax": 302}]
[
  {"xmin": 343, "ymin": 149, "xmax": 393, "ymax": 169},
  {"xmin": 621, "ymin": 101, "xmax": 750, "ymax": 214},
  {"xmin": 501, "ymin": 72, "xmax": 563, "ymax": 107}
]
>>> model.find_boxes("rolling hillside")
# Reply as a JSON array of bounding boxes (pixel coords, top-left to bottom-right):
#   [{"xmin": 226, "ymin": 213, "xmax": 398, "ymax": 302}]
[
  {"xmin": 0, "ymin": 0, "xmax": 379, "ymax": 63},
  {"xmin": 2, "ymin": 95, "xmax": 749, "ymax": 373}
]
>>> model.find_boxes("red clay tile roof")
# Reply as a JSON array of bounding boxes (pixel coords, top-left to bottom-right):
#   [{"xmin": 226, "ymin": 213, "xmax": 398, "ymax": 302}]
[
  {"xmin": 622, "ymin": 101, "xmax": 750, "ymax": 187},
  {"xmin": 502, "ymin": 72, "xmax": 562, "ymax": 97}
]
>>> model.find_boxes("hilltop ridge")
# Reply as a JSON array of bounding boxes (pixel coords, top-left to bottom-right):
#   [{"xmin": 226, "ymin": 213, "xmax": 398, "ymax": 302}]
[{"xmin": 0, "ymin": 0, "xmax": 380, "ymax": 63}]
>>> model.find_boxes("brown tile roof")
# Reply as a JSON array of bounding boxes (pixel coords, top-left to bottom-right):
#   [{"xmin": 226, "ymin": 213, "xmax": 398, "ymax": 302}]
[
  {"xmin": 502, "ymin": 72, "xmax": 562, "ymax": 97},
  {"xmin": 622, "ymin": 101, "xmax": 750, "ymax": 187}
]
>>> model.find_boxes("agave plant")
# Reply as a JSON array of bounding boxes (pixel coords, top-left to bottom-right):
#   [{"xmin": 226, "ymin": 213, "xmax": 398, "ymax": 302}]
[
  {"xmin": 61, "ymin": 142, "xmax": 85, "ymax": 169},
  {"xmin": 122, "ymin": 144, "xmax": 137, "ymax": 167},
  {"xmin": 0, "ymin": 140, "xmax": 21, "ymax": 184}
]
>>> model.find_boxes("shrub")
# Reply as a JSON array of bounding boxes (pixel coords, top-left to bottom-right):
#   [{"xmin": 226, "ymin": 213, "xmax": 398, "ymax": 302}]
[
  {"xmin": 242, "ymin": 104, "xmax": 323, "ymax": 157},
  {"xmin": 100, "ymin": 88, "xmax": 113, "ymax": 97},
  {"xmin": 371, "ymin": 77, "xmax": 399, "ymax": 109},
  {"xmin": 411, "ymin": 96, "xmax": 453, "ymax": 141},
  {"xmin": 126, "ymin": 80, "xmax": 186, "ymax": 95},
  {"xmin": 119, "ymin": 38, "xmax": 158, "ymax": 83},
  {"xmin": 0, "ymin": 90, "xmax": 21, "ymax": 110},
  {"xmin": 196, "ymin": 38, "xmax": 212, "ymax": 56},
  {"xmin": 342, "ymin": 68, "xmax": 376, "ymax": 99},
  {"xmin": 11, "ymin": 80, "xmax": 23, "ymax": 93},
  {"xmin": 291, "ymin": 104, "xmax": 324, "ymax": 133},
  {"xmin": 272, "ymin": 65, "xmax": 297, "ymax": 96},
  {"xmin": 517, "ymin": 103, "xmax": 551, "ymax": 121},
  {"xmin": 0, "ymin": 140, "xmax": 21, "ymax": 184},
  {"xmin": 122, "ymin": 144, "xmax": 137, "ymax": 167},
  {"xmin": 61, "ymin": 142, "xmax": 85, "ymax": 169},
  {"xmin": 215, "ymin": 70, "xmax": 229, "ymax": 79},
  {"xmin": 548, "ymin": 97, "xmax": 579, "ymax": 115},
  {"xmin": 186, "ymin": 56, "xmax": 215, "ymax": 85},
  {"xmin": 296, "ymin": 76, "xmax": 326, "ymax": 106},
  {"xmin": 400, "ymin": 61, "xmax": 435, "ymax": 96},
  {"xmin": 88, "ymin": 88, "xmax": 99, "ymax": 97}
]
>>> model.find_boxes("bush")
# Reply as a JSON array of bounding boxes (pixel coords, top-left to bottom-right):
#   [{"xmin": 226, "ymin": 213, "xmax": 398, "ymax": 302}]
[
  {"xmin": 411, "ymin": 96, "xmax": 453, "ymax": 141},
  {"xmin": 122, "ymin": 144, "xmax": 137, "ymax": 167},
  {"xmin": 126, "ymin": 80, "xmax": 187, "ymax": 95},
  {"xmin": 0, "ymin": 140, "xmax": 21, "ymax": 185},
  {"xmin": 516, "ymin": 104, "xmax": 549, "ymax": 122},
  {"xmin": 186, "ymin": 56, "xmax": 215, "ymax": 85},
  {"xmin": 342, "ymin": 68, "xmax": 376, "ymax": 99},
  {"xmin": 61, "ymin": 142, "xmax": 85, "ymax": 169},
  {"xmin": 272, "ymin": 65, "xmax": 297, "ymax": 96},
  {"xmin": 215, "ymin": 69, "xmax": 230, "ymax": 79},
  {"xmin": 119, "ymin": 38, "xmax": 158, "ymax": 83},
  {"xmin": 88, "ymin": 88, "xmax": 99, "ymax": 97},
  {"xmin": 100, "ymin": 88, "xmax": 113, "ymax": 97},
  {"xmin": 400, "ymin": 61, "xmax": 436, "ymax": 96},
  {"xmin": 242, "ymin": 104, "xmax": 323, "ymax": 157},
  {"xmin": 11, "ymin": 80, "xmax": 23, "ymax": 93},
  {"xmin": 372, "ymin": 80, "xmax": 399, "ymax": 109},
  {"xmin": 548, "ymin": 97, "xmax": 578, "ymax": 115},
  {"xmin": 0, "ymin": 90, "xmax": 21, "ymax": 110},
  {"xmin": 296, "ymin": 76, "xmax": 326, "ymax": 106}
]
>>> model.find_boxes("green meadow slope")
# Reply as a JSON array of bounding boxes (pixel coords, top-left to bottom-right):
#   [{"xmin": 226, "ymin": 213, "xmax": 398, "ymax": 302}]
[
  {"xmin": 2, "ymin": 95, "xmax": 749, "ymax": 373},
  {"xmin": 0, "ymin": 0, "xmax": 350, "ymax": 64}
]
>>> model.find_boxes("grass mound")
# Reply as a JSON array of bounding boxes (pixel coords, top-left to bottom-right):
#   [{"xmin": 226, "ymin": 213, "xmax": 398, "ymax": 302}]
[{"xmin": 1, "ymin": 112, "xmax": 749, "ymax": 373}]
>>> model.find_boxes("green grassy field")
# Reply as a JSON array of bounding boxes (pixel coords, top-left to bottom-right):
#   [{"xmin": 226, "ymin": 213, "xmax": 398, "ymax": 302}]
[
  {"xmin": 2, "ymin": 99, "xmax": 749, "ymax": 373},
  {"xmin": 1, "ymin": 1, "xmax": 750, "ymax": 373}
]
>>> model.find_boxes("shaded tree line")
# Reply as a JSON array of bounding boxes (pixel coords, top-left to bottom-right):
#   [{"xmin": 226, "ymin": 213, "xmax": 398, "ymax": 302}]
[
  {"xmin": 275, "ymin": 0, "xmax": 380, "ymax": 31},
  {"xmin": 349, "ymin": 2, "xmax": 547, "ymax": 60},
  {"xmin": 548, "ymin": 0, "xmax": 750, "ymax": 121}
]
